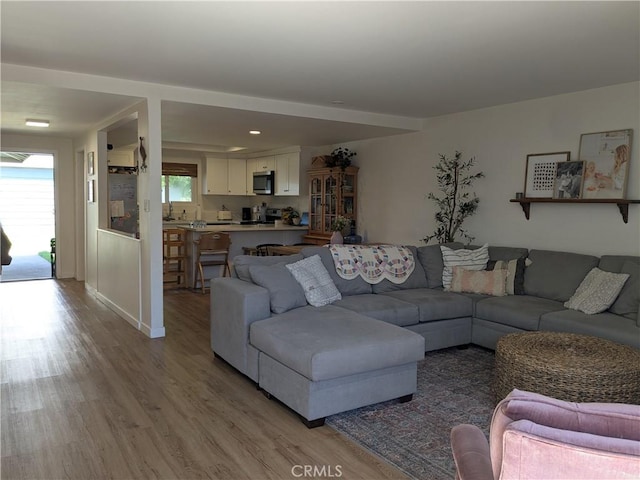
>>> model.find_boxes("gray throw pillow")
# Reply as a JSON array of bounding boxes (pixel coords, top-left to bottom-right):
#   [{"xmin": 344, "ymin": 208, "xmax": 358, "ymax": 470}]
[
  {"xmin": 249, "ymin": 264, "xmax": 307, "ymax": 314},
  {"xmin": 609, "ymin": 259, "xmax": 639, "ymax": 322},
  {"xmin": 417, "ymin": 242, "xmax": 463, "ymax": 288},
  {"xmin": 234, "ymin": 253, "xmax": 304, "ymax": 282},
  {"xmin": 301, "ymin": 246, "xmax": 372, "ymax": 295},
  {"xmin": 372, "ymin": 246, "xmax": 429, "ymax": 293}
]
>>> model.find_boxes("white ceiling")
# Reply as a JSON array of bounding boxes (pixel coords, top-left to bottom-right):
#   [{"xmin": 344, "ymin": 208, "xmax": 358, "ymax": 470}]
[{"xmin": 1, "ymin": 1, "xmax": 638, "ymax": 153}]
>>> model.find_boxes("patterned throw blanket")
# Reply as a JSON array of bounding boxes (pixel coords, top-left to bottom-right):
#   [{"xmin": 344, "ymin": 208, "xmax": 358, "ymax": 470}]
[{"xmin": 329, "ymin": 245, "xmax": 415, "ymax": 284}]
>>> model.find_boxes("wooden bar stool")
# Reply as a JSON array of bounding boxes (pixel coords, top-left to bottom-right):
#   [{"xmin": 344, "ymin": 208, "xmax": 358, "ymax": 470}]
[
  {"xmin": 163, "ymin": 228, "xmax": 187, "ymax": 288},
  {"xmin": 193, "ymin": 232, "xmax": 231, "ymax": 293}
]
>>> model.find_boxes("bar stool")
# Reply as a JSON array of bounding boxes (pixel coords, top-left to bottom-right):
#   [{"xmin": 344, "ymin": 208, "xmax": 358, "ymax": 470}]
[
  {"xmin": 255, "ymin": 243, "xmax": 283, "ymax": 256},
  {"xmin": 193, "ymin": 232, "xmax": 231, "ymax": 294},
  {"xmin": 163, "ymin": 228, "xmax": 187, "ymax": 288}
]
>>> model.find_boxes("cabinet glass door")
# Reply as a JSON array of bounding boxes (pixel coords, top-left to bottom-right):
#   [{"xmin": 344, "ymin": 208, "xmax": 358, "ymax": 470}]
[
  {"xmin": 324, "ymin": 174, "xmax": 338, "ymax": 233},
  {"xmin": 309, "ymin": 176, "xmax": 323, "ymax": 233}
]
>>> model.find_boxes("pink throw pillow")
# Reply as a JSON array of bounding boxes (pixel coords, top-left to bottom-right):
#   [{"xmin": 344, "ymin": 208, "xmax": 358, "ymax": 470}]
[{"xmin": 448, "ymin": 266, "xmax": 507, "ymax": 296}]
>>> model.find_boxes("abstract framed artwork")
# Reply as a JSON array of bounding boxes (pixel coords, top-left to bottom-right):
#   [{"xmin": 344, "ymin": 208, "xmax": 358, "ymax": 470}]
[
  {"xmin": 579, "ymin": 129, "xmax": 632, "ymax": 199},
  {"xmin": 524, "ymin": 151, "xmax": 571, "ymax": 198}
]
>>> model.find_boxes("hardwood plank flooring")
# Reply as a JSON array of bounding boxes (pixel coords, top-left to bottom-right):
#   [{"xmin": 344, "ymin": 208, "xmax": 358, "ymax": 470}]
[{"xmin": 1, "ymin": 280, "xmax": 407, "ymax": 479}]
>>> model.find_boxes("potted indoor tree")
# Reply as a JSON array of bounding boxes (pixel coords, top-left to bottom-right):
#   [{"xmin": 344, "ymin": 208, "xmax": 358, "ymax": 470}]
[{"xmin": 423, "ymin": 151, "xmax": 484, "ymax": 244}]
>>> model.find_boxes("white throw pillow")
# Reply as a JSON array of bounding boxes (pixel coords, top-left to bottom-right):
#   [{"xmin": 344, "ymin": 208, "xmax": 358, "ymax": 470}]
[
  {"xmin": 564, "ymin": 267, "xmax": 629, "ymax": 315},
  {"xmin": 286, "ymin": 254, "xmax": 342, "ymax": 307},
  {"xmin": 441, "ymin": 244, "xmax": 490, "ymax": 289}
]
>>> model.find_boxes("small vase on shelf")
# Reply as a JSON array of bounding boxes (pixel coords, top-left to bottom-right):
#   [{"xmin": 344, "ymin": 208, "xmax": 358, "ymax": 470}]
[{"xmin": 330, "ymin": 230, "xmax": 343, "ymax": 245}]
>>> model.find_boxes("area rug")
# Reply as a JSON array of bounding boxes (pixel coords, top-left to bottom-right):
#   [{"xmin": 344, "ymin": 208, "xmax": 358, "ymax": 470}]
[{"xmin": 326, "ymin": 346, "xmax": 495, "ymax": 480}]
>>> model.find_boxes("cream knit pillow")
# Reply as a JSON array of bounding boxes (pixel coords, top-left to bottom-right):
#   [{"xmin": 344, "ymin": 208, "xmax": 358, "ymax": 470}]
[{"xmin": 564, "ymin": 267, "xmax": 629, "ymax": 315}]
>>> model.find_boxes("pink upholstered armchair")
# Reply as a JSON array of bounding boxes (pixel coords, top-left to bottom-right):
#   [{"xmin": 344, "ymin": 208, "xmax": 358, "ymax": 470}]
[{"xmin": 451, "ymin": 389, "xmax": 640, "ymax": 480}]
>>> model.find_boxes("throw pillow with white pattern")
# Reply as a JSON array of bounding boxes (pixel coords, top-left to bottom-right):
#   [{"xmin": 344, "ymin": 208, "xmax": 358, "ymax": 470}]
[
  {"xmin": 564, "ymin": 267, "xmax": 629, "ymax": 315},
  {"xmin": 286, "ymin": 254, "xmax": 342, "ymax": 307}
]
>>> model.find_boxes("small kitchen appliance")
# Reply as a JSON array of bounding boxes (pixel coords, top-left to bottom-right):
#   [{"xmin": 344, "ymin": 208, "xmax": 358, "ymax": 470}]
[
  {"xmin": 242, "ymin": 207, "xmax": 252, "ymax": 221},
  {"xmin": 252, "ymin": 204, "xmax": 267, "ymax": 223},
  {"xmin": 253, "ymin": 171, "xmax": 275, "ymax": 195}
]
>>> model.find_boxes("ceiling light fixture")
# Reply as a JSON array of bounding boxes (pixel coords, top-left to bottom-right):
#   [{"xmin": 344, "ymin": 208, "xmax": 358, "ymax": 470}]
[
  {"xmin": 249, "ymin": 130, "xmax": 261, "ymax": 135},
  {"xmin": 25, "ymin": 119, "xmax": 50, "ymax": 128},
  {"xmin": 331, "ymin": 100, "xmax": 344, "ymax": 105}
]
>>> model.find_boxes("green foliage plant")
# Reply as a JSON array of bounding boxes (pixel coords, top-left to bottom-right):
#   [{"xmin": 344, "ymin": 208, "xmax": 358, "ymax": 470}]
[
  {"xmin": 329, "ymin": 147, "xmax": 357, "ymax": 170},
  {"xmin": 331, "ymin": 215, "xmax": 350, "ymax": 232},
  {"xmin": 423, "ymin": 151, "xmax": 484, "ymax": 244}
]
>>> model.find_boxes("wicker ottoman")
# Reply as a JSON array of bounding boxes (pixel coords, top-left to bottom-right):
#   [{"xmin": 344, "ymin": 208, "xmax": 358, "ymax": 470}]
[{"xmin": 492, "ymin": 332, "xmax": 640, "ymax": 404}]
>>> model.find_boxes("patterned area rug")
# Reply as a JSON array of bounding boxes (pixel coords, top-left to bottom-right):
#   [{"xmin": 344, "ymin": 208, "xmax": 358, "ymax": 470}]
[{"xmin": 326, "ymin": 346, "xmax": 495, "ymax": 480}]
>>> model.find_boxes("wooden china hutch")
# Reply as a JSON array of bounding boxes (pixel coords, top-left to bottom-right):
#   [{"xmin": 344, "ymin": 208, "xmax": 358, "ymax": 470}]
[{"xmin": 302, "ymin": 165, "xmax": 358, "ymax": 245}]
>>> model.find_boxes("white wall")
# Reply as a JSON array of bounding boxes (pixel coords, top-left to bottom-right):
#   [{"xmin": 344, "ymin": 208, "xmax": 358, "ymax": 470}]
[
  {"xmin": 347, "ymin": 82, "xmax": 639, "ymax": 256},
  {"xmin": 0, "ymin": 133, "xmax": 77, "ymax": 277}
]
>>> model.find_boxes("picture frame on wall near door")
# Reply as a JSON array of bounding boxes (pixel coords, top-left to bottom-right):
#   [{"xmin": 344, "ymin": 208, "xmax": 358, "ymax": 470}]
[
  {"xmin": 87, "ymin": 151, "xmax": 95, "ymax": 176},
  {"xmin": 578, "ymin": 129, "xmax": 632, "ymax": 199}
]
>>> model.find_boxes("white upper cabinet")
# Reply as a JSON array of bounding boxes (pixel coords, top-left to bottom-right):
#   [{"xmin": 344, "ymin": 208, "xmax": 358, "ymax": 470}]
[
  {"xmin": 204, "ymin": 157, "xmax": 247, "ymax": 195},
  {"xmin": 275, "ymin": 152, "xmax": 300, "ymax": 196},
  {"xmin": 228, "ymin": 159, "xmax": 247, "ymax": 195},
  {"xmin": 108, "ymin": 148, "xmax": 136, "ymax": 167},
  {"xmin": 253, "ymin": 156, "xmax": 275, "ymax": 172}
]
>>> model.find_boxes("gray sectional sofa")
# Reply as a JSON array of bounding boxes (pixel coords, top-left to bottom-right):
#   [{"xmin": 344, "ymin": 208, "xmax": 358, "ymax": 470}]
[{"xmin": 210, "ymin": 244, "xmax": 639, "ymax": 427}]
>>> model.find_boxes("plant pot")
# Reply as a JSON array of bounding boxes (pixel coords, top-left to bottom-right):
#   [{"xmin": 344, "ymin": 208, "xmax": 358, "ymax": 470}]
[
  {"xmin": 330, "ymin": 231, "xmax": 343, "ymax": 245},
  {"xmin": 292, "ymin": 217, "xmax": 301, "ymax": 226}
]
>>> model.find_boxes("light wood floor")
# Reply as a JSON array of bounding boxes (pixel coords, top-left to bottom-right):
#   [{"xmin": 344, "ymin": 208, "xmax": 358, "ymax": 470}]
[{"xmin": 0, "ymin": 279, "xmax": 406, "ymax": 480}]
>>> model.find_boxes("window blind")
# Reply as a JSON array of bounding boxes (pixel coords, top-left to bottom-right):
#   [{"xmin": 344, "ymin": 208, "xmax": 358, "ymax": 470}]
[{"xmin": 162, "ymin": 163, "xmax": 197, "ymax": 177}]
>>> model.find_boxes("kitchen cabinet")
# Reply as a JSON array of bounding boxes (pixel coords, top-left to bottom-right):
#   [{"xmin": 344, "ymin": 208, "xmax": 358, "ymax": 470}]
[
  {"xmin": 108, "ymin": 148, "xmax": 136, "ymax": 167},
  {"xmin": 275, "ymin": 152, "xmax": 300, "ymax": 196},
  {"xmin": 303, "ymin": 166, "xmax": 358, "ymax": 244},
  {"xmin": 203, "ymin": 157, "xmax": 247, "ymax": 195},
  {"xmin": 252, "ymin": 156, "xmax": 275, "ymax": 172}
]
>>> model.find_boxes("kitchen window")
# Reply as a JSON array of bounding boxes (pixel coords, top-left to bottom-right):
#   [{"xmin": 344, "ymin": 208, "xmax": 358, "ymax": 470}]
[{"xmin": 161, "ymin": 162, "xmax": 197, "ymax": 203}]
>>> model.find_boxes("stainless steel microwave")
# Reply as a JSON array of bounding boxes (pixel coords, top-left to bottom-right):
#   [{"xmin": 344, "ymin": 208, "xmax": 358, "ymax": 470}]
[{"xmin": 253, "ymin": 171, "xmax": 275, "ymax": 195}]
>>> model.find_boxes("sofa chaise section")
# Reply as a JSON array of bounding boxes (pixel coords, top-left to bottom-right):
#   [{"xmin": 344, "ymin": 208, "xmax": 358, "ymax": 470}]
[{"xmin": 250, "ymin": 305, "xmax": 425, "ymax": 426}]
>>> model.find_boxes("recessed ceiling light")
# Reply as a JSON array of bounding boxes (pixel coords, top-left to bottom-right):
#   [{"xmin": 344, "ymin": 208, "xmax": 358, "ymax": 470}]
[
  {"xmin": 249, "ymin": 130, "xmax": 261, "ymax": 135},
  {"xmin": 25, "ymin": 119, "xmax": 50, "ymax": 128},
  {"xmin": 331, "ymin": 100, "xmax": 344, "ymax": 105}
]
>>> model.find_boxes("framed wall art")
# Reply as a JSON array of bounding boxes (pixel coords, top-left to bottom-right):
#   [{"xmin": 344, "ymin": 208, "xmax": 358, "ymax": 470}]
[
  {"xmin": 524, "ymin": 151, "xmax": 570, "ymax": 198},
  {"xmin": 553, "ymin": 160, "xmax": 585, "ymax": 199},
  {"xmin": 87, "ymin": 179, "xmax": 95, "ymax": 203},
  {"xmin": 579, "ymin": 129, "xmax": 632, "ymax": 199},
  {"xmin": 87, "ymin": 151, "xmax": 95, "ymax": 176}
]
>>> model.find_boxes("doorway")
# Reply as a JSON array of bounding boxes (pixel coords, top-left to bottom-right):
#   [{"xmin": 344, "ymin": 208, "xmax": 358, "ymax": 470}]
[{"xmin": 0, "ymin": 152, "xmax": 56, "ymax": 282}]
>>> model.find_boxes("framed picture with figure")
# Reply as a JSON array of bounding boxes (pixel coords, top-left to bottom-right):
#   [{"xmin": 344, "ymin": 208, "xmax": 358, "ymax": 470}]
[
  {"xmin": 579, "ymin": 129, "xmax": 632, "ymax": 199},
  {"xmin": 524, "ymin": 152, "xmax": 570, "ymax": 198},
  {"xmin": 553, "ymin": 160, "xmax": 585, "ymax": 199}
]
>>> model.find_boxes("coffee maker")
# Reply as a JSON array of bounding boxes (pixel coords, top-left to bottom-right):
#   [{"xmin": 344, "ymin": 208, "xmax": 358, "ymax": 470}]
[
  {"xmin": 242, "ymin": 207, "xmax": 252, "ymax": 222},
  {"xmin": 251, "ymin": 204, "xmax": 267, "ymax": 223}
]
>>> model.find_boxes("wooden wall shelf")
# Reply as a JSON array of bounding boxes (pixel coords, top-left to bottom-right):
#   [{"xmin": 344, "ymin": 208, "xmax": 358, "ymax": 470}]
[{"xmin": 510, "ymin": 198, "xmax": 640, "ymax": 223}]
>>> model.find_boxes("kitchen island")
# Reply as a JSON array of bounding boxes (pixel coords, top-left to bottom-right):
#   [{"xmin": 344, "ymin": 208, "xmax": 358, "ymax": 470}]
[{"xmin": 177, "ymin": 224, "xmax": 308, "ymax": 289}]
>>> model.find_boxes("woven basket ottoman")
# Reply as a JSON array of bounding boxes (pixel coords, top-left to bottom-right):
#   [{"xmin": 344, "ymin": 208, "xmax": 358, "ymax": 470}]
[{"xmin": 492, "ymin": 331, "xmax": 640, "ymax": 404}]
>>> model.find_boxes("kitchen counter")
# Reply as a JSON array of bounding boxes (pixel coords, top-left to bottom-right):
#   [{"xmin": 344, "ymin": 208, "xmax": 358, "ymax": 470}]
[
  {"xmin": 180, "ymin": 225, "xmax": 308, "ymax": 289},
  {"xmin": 181, "ymin": 224, "xmax": 308, "ymax": 232}
]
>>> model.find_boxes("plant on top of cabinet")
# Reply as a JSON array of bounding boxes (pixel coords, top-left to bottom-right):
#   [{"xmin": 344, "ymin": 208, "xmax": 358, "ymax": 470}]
[
  {"xmin": 423, "ymin": 151, "xmax": 484, "ymax": 245},
  {"xmin": 327, "ymin": 147, "xmax": 357, "ymax": 170}
]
